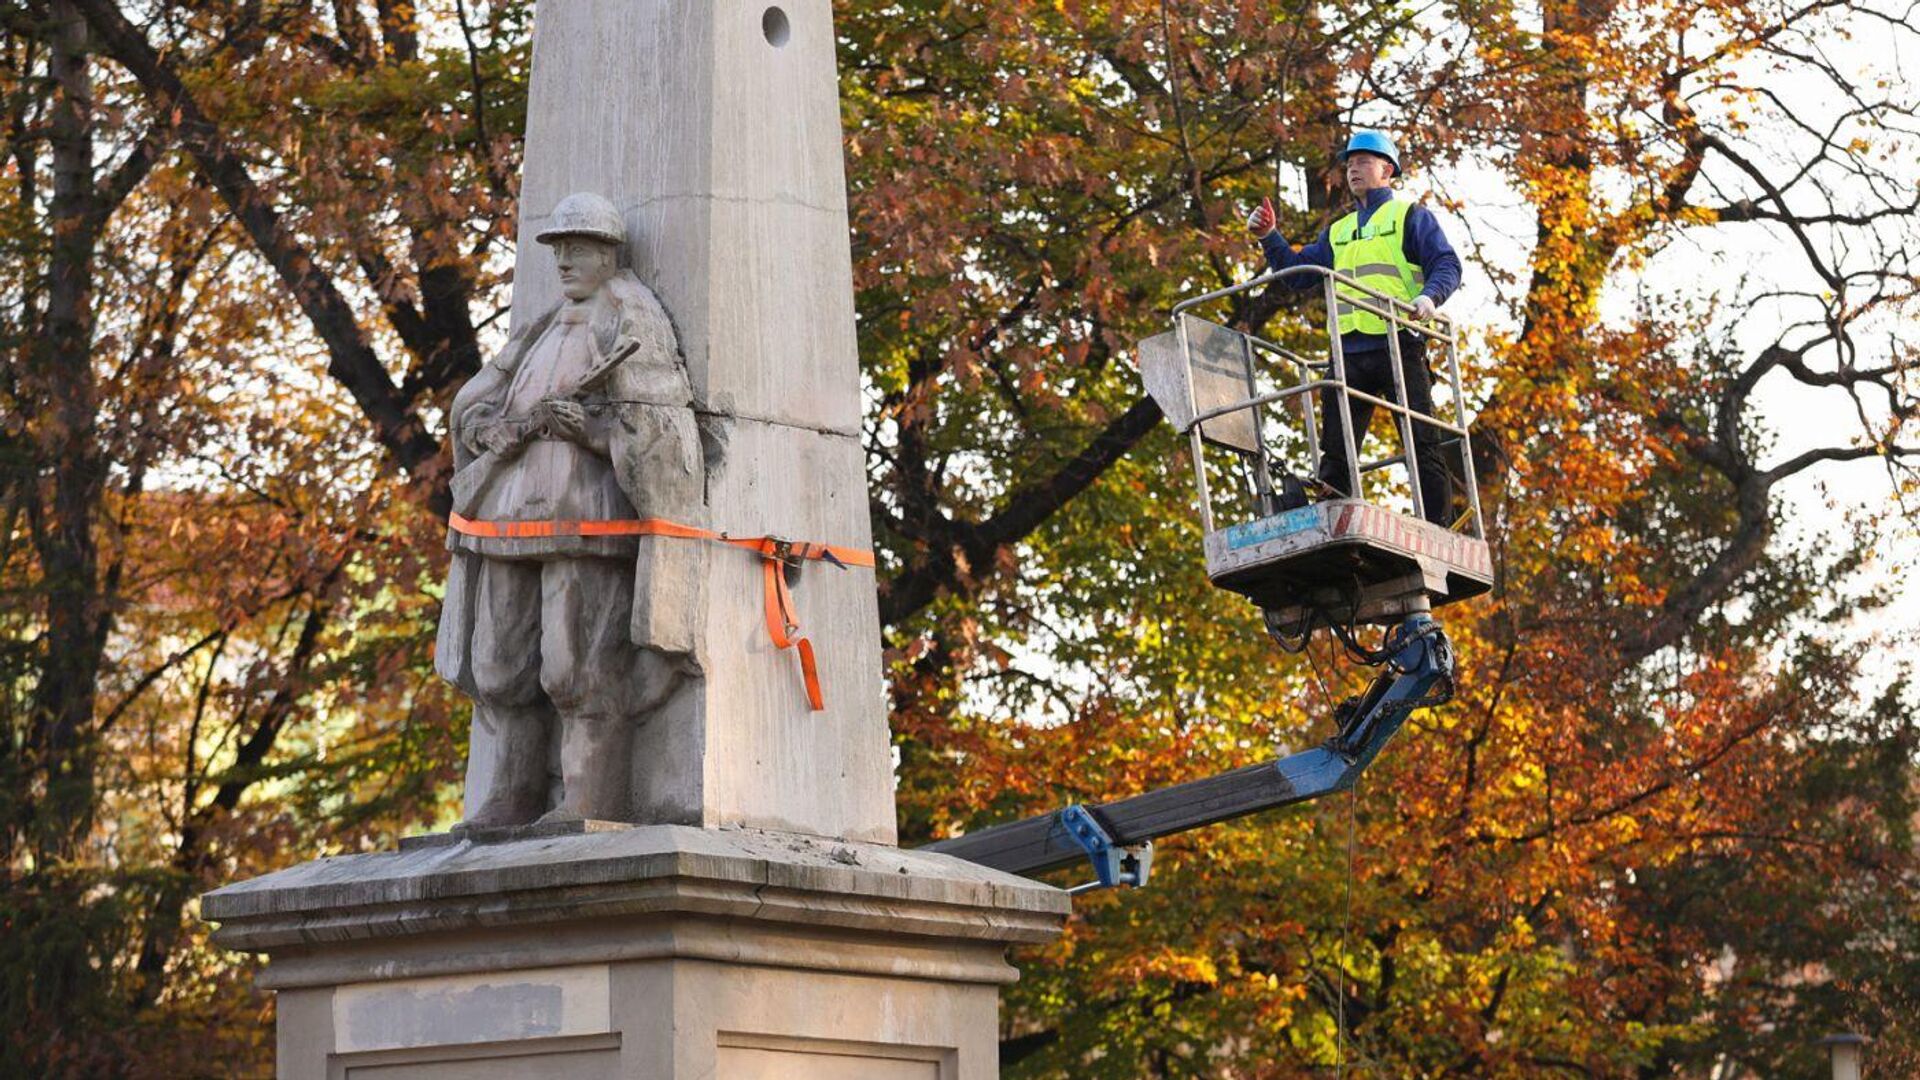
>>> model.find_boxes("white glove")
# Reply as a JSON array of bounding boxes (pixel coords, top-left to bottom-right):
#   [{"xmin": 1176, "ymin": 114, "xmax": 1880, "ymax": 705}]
[
  {"xmin": 1246, "ymin": 196, "xmax": 1277, "ymax": 238},
  {"xmin": 1411, "ymin": 295, "xmax": 1437, "ymax": 321}
]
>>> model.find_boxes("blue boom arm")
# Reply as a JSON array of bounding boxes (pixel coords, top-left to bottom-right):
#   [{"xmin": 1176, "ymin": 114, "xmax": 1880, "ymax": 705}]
[{"xmin": 922, "ymin": 612, "xmax": 1454, "ymax": 887}]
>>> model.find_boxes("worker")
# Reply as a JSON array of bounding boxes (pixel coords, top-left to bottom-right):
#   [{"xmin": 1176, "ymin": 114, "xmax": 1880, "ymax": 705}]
[{"xmin": 1247, "ymin": 131, "xmax": 1462, "ymax": 525}]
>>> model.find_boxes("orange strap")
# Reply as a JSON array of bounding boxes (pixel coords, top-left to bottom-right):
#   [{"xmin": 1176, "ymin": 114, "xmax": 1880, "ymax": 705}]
[{"xmin": 448, "ymin": 513, "xmax": 872, "ymax": 711}]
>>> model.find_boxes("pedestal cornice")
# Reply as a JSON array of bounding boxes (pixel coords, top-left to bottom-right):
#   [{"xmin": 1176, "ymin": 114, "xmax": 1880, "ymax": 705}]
[{"xmin": 202, "ymin": 824, "xmax": 1069, "ymax": 990}]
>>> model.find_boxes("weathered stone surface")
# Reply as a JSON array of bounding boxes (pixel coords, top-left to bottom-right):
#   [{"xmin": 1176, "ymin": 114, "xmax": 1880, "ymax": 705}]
[
  {"xmin": 396, "ymin": 817, "xmax": 635, "ymax": 851},
  {"xmin": 446, "ymin": 395, "xmax": 895, "ymax": 842},
  {"xmin": 204, "ymin": 826, "xmax": 1068, "ymax": 1079},
  {"xmin": 512, "ymin": 0, "xmax": 859, "ymax": 433},
  {"xmin": 693, "ymin": 414, "xmax": 892, "ymax": 838},
  {"xmin": 267, "ymin": 955, "xmax": 1001, "ymax": 1080},
  {"xmin": 581, "ymin": 414, "xmax": 891, "ymax": 839},
  {"xmin": 202, "ymin": 824, "xmax": 1067, "ymax": 956},
  {"xmin": 439, "ymin": 226, "xmax": 706, "ymax": 827},
  {"xmin": 331, "ymin": 964, "xmax": 611, "ymax": 1053}
]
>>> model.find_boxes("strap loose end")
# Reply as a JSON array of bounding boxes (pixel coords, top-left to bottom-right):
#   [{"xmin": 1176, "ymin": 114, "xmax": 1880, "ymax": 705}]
[{"xmin": 795, "ymin": 638, "xmax": 824, "ymax": 712}]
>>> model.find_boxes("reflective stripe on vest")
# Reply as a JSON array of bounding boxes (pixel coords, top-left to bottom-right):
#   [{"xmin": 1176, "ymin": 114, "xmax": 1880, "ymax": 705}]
[{"xmin": 1331, "ymin": 198, "xmax": 1425, "ymax": 337}]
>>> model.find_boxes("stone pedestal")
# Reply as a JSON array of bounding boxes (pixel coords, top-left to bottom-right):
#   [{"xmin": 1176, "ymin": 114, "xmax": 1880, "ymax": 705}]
[{"xmin": 202, "ymin": 826, "xmax": 1068, "ymax": 1079}]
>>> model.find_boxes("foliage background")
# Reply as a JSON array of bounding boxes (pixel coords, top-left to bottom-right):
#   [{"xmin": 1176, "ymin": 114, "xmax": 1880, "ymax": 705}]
[{"xmin": 2, "ymin": 0, "xmax": 1915, "ymax": 1076}]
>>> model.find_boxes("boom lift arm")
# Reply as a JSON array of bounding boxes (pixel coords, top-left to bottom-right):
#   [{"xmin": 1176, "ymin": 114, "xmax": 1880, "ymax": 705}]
[{"xmin": 923, "ymin": 611, "xmax": 1453, "ymax": 889}]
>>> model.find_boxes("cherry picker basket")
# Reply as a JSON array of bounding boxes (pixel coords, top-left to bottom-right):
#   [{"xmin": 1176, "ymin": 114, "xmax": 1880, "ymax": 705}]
[{"xmin": 1136, "ymin": 265, "xmax": 1493, "ymax": 646}]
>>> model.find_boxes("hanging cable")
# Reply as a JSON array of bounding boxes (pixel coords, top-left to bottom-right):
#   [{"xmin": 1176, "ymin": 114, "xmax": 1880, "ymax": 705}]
[
  {"xmin": 1266, "ymin": 605, "xmax": 1322, "ymax": 654},
  {"xmin": 1300, "ymin": 627, "xmax": 1336, "ymax": 706},
  {"xmin": 1302, "ymin": 635, "xmax": 1356, "ymax": 1077},
  {"xmin": 1337, "ymin": 776, "xmax": 1359, "ymax": 1077},
  {"xmin": 1328, "ymin": 592, "xmax": 1390, "ymax": 666}
]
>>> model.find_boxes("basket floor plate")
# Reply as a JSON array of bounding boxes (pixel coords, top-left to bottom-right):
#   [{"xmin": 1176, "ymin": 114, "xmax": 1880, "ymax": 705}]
[{"xmin": 1205, "ymin": 500, "xmax": 1492, "ymax": 617}]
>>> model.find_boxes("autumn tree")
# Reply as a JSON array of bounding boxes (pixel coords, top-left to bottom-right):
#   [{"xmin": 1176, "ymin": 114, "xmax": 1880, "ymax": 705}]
[
  {"xmin": 840, "ymin": 0, "xmax": 1918, "ymax": 1075},
  {"xmin": 1, "ymin": 0, "xmax": 1913, "ymax": 1075},
  {"xmin": 2, "ymin": 0, "xmax": 525, "ymax": 1070}
]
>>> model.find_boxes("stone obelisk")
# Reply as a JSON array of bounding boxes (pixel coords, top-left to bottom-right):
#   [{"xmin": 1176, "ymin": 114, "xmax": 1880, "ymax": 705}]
[
  {"xmin": 500, "ymin": 0, "xmax": 893, "ymax": 842},
  {"xmin": 199, "ymin": 4, "xmax": 1068, "ymax": 1077}
]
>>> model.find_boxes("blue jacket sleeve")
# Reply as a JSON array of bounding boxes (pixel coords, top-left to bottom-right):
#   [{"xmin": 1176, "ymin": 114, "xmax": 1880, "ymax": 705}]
[
  {"xmin": 1404, "ymin": 205, "xmax": 1462, "ymax": 305},
  {"xmin": 1259, "ymin": 227, "xmax": 1334, "ymax": 292}
]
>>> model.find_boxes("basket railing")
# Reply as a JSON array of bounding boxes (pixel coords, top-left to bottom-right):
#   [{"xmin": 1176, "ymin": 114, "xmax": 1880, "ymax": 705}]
[{"xmin": 1166, "ymin": 264, "xmax": 1484, "ymax": 542}]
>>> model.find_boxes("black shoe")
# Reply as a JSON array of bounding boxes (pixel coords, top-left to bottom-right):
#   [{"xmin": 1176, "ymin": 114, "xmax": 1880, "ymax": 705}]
[{"xmin": 1270, "ymin": 471, "xmax": 1310, "ymax": 513}]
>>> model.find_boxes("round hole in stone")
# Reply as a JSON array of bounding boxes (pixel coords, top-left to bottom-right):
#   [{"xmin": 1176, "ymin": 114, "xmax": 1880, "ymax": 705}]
[{"xmin": 762, "ymin": 6, "xmax": 790, "ymax": 47}]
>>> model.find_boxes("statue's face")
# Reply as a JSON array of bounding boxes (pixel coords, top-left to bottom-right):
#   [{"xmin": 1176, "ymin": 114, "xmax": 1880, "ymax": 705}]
[{"xmin": 553, "ymin": 237, "xmax": 619, "ymax": 301}]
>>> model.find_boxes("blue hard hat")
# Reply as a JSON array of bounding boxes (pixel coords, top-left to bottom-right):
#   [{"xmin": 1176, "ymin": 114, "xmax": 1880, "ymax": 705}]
[{"xmin": 1339, "ymin": 131, "xmax": 1401, "ymax": 176}]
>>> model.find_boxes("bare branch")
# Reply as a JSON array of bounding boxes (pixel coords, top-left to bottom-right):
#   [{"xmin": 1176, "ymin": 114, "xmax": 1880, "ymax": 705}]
[
  {"xmin": 68, "ymin": 0, "xmax": 443, "ymax": 478},
  {"xmin": 1761, "ymin": 443, "xmax": 1919, "ymax": 485},
  {"xmin": 879, "ymin": 393, "xmax": 1164, "ymax": 628}
]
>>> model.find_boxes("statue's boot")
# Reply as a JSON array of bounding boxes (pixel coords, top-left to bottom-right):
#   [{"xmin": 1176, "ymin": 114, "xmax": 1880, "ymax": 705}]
[
  {"xmin": 534, "ymin": 539, "xmax": 700, "ymax": 824},
  {"xmin": 461, "ymin": 703, "xmax": 550, "ymax": 827},
  {"xmin": 552, "ymin": 711, "xmax": 637, "ymax": 822},
  {"xmin": 461, "ymin": 558, "xmax": 553, "ymax": 827},
  {"xmin": 548, "ymin": 646, "xmax": 700, "ymax": 824}
]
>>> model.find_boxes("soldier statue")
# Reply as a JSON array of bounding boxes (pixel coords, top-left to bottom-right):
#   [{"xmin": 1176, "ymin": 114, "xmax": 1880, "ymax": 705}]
[{"xmin": 436, "ymin": 192, "xmax": 705, "ymax": 826}]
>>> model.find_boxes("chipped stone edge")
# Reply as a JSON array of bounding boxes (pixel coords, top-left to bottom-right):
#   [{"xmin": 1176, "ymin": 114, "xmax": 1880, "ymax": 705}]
[{"xmin": 201, "ymin": 825, "xmax": 1070, "ymax": 957}]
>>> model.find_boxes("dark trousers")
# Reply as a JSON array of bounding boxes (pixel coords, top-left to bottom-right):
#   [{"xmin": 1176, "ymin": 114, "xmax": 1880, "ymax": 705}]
[{"xmin": 1316, "ymin": 334, "xmax": 1452, "ymax": 525}]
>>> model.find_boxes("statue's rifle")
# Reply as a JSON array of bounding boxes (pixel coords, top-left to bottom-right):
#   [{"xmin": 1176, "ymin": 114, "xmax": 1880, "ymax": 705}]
[{"xmin": 452, "ymin": 335, "xmax": 644, "ymax": 514}]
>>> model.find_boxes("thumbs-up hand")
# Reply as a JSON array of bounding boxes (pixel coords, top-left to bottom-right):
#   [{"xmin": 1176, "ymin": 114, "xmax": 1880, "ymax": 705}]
[{"xmin": 1246, "ymin": 196, "xmax": 1277, "ymax": 239}]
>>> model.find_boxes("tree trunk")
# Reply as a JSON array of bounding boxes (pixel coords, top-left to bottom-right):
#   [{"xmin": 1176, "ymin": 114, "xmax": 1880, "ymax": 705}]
[{"xmin": 33, "ymin": 0, "xmax": 107, "ymax": 862}]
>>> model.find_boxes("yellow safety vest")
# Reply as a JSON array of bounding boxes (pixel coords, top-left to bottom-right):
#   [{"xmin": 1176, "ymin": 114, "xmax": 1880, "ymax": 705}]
[{"xmin": 1330, "ymin": 197, "xmax": 1425, "ymax": 337}]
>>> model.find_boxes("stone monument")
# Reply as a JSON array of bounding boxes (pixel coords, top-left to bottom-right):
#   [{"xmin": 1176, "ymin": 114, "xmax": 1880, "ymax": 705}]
[
  {"xmin": 199, "ymin": 3, "xmax": 1069, "ymax": 1077},
  {"xmin": 437, "ymin": 190, "xmax": 706, "ymax": 828}
]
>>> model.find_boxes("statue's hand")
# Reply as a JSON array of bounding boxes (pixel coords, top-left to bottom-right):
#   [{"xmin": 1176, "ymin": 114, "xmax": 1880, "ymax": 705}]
[
  {"xmin": 473, "ymin": 420, "xmax": 528, "ymax": 456},
  {"xmin": 543, "ymin": 399, "xmax": 592, "ymax": 447}
]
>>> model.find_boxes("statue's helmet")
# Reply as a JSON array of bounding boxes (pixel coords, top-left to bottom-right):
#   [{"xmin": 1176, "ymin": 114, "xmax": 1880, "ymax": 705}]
[{"xmin": 535, "ymin": 192, "xmax": 625, "ymax": 247}]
